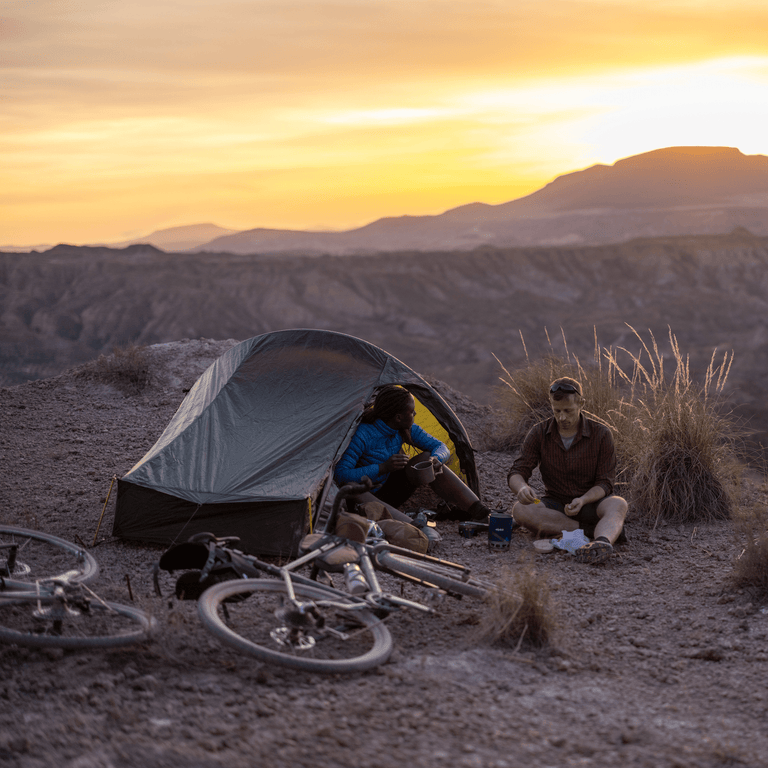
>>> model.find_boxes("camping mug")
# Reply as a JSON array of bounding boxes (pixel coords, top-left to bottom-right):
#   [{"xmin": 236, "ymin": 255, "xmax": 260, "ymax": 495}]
[
  {"xmin": 409, "ymin": 460, "xmax": 435, "ymax": 485},
  {"xmin": 488, "ymin": 511, "xmax": 514, "ymax": 550}
]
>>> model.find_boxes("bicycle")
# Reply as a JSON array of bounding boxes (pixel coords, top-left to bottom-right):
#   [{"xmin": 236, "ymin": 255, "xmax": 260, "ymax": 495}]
[
  {"xmin": 156, "ymin": 479, "xmax": 495, "ymax": 674},
  {"xmin": 0, "ymin": 525, "xmax": 156, "ymax": 650}
]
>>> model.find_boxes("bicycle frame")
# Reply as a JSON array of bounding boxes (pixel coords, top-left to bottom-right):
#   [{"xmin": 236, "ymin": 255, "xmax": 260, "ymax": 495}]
[{"xmin": 275, "ymin": 537, "xmax": 433, "ymax": 616}]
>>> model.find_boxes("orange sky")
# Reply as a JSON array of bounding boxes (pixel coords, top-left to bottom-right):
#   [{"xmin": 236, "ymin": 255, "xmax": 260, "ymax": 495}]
[{"xmin": 3, "ymin": 0, "xmax": 768, "ymax": 246}]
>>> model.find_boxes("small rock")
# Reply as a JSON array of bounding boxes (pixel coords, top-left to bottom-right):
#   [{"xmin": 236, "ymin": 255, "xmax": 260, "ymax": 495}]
[{"xmin": 689, "ymin": 647, "xmax": 726, "ymax": 661}]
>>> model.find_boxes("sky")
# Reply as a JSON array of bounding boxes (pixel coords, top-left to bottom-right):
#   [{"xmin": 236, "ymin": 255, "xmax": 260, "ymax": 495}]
[{"xmin": 3, "ymin": 0, "xmax": 768, "ymax": 246}]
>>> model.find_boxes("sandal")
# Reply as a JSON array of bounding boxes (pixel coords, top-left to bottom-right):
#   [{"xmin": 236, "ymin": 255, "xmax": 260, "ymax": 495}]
[{"xmin": 575, "ymin": 539, "xmax": 613, "ymax": 564}]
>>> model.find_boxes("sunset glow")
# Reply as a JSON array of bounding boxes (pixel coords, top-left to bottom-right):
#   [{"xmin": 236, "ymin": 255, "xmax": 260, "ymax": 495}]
[{"xmin": 3, "ymin": 1, "xmax": 768, "ymax": 246}]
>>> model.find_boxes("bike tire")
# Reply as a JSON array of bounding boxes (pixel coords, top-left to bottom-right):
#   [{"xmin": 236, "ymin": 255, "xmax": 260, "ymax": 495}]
[
  {"xmin": 198, "ymin": 579, "xmax": 393, "ymax": 674},
  {"xmin": 375, "ymin": 551, "xmax": 491, "ymax": 599},
  {"xmin": 0, "ymin": 595, "xmax": 156, "ymax": 650},
  {"xmin": 0, "ymin": 526, "xmax": 99, "ymax": 586}
]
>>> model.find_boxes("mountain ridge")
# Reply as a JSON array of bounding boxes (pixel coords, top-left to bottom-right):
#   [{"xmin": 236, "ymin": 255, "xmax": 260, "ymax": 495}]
[
  {"xmin": 6, "ymin": 145, "xmax": 768, "ymax": 254},
  {"xmin": 194, "ymin": 146, "xmax": 768, "ymax": 254}
]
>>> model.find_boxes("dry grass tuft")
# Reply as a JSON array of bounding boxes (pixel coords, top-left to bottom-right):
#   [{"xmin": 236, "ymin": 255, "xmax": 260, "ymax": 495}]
[
  {"xmin": 492, "ymin": 325, "xmax": 742, "ymax": 527},
  {"xmin": 731, "ymin": 502, "xmax": 768, "ymax": 598},
  {"xmin": 474, "ymin": 564, "xmax": 558, "ymax": 650},
  {"xmin": 79, "ymin": 343, "xmax": 152, "ymax": 394},
  {"xmin": 604, "ymin": 327, "xmax": 741, "ymax": 526}
]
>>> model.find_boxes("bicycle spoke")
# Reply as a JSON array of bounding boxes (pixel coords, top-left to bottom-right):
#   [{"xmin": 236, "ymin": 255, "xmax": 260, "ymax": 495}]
[
  {"xmin": 0, "ymin": 527, "xmax": 98, "ymax": 585},
  {"xmin": 199, "ymin": 579, "xmax": 393, "ymax": 673},
  {"xmin": 0, "ymin": 595, "xmax": 155, "ymax": 649},
  {"xmin": 225, "ymin": 592, "xmax": 373, "ymax": 659}
]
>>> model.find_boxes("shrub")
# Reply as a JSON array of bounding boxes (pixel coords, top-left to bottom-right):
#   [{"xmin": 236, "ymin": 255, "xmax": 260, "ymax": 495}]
[
  {"xmin": 493, "ymin": 326, "xmax": 742, "ymax": 526},
  {"xmin": 604, "ymin": 328, "xmax": 740, "ymax": 526},
  {"xmin": 82, "ymin": 343, "xmax": 152, "ymax": 394},
  {"xmin": 474, "ymin": 564, "xmax": 558, "ymax": 650}
]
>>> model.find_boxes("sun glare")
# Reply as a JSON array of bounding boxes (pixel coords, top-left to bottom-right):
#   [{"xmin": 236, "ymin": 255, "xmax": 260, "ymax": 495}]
[
  {"xmin": 447, "ymin": 57, "xmax": 768, "ymax": 169},
  {"xmin": 314, "ymin": 56, "xmax": 768, "ymax": 184},
  {"xmin": 574, "ymin": 57, "xmax": 768, "ymax": 161}
]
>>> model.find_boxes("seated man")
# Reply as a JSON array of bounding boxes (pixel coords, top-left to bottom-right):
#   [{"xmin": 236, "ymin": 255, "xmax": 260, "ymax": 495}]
[
  {"xmin": 507, "ymin": 377, "xmax": 627, "ymax": 564},
  {"xmin": 334, "ymin": 385, "xmax": 492, "ymax": 522}
]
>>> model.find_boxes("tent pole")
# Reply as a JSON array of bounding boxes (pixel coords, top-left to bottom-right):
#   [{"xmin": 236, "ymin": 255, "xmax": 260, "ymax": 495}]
[
  {"xmin": 92, "ymin": 474, "xmax": 117, "ymax": 546},
  {"xmin": 314, "ymin": 471, "xmax": 335, "ymax": 533}
]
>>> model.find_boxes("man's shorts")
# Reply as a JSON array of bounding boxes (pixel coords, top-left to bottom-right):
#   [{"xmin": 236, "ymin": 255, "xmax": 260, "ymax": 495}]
[{"xmin": 540, "ymin": 496, "xmax": 605, "ymax": 539}]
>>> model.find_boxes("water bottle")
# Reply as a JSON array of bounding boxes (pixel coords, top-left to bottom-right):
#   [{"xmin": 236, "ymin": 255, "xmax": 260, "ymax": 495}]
[{"xmin": 343, "ymin": 563, "xmax": 369, "ymax": 595}]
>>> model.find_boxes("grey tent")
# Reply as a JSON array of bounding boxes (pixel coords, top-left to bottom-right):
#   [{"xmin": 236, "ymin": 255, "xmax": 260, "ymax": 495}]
[{"xmin": 114, "ymin": 329, "xmax": 479, "ymax": 556}]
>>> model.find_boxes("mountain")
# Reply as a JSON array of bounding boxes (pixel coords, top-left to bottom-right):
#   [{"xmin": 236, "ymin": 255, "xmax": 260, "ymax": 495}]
[
  {"xmin": 195, "ymin": 146, "xmax": 768, "ymax": 255},
  {"xmin": 1, "ymin": 224, "xmax": 237, "ymax": 255},
  {"xmin": 483, "ymin": 146, "xmax": 768, "ymax": 213},
  {"xmin": 6, "ymin": 146, "xmax": 765, "ymax": 254},
  {"xmin": 103, "ymin": 223, "xmax": 239, "ymax": 252}
]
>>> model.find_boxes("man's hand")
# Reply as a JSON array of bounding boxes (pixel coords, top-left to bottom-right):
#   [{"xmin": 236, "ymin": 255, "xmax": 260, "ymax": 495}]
[
  {"xmin": 564, "ymin": 497, "xmax": 585, "ymax": 516},
  {"xmin": 379, "ymin": 453, "xmax": 410, "ymax": 474},
  {"xmin": 517, "ymin": 485, "xmax": 539, "ymax": 505}
]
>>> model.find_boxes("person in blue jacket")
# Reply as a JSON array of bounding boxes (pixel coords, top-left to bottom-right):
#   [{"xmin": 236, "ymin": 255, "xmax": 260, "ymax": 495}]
[{"xmin": 334, "ymin": 385, "xmax": 492, "ymax": 522}]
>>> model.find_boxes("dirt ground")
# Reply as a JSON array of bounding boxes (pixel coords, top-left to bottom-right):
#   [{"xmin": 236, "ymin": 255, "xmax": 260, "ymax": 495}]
[{"xmin": 1, "ymin": 338, "xmax": 767, "ymax": 768}]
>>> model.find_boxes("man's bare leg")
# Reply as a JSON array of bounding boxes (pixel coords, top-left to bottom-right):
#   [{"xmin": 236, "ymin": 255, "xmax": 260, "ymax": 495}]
[
  {"xmin": 512, "ymin": 501, "xmax": 579, "ymax": 536},
  {"xmin": 593, "ymin": 496, "xmax": 628, "ymax": 544}
]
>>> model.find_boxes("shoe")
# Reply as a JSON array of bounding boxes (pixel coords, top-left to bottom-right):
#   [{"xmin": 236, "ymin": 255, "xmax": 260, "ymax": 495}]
[
  {"xmin": 616, "ymin": 526, "xmax": 629, "ymax": 545},
  {"xmin": 575, "ymin": 539, "xmax": 613, "ymax": 564},
  {"xmin": 467, "ymin": 500, "xmax": 493, "ymax": 522},
  {"xmin": 434, "ymin": 503, "xmax": 466, "ymax": 522}
]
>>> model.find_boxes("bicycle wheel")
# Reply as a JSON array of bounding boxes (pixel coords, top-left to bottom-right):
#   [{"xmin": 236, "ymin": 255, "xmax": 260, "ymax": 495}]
[
  {"xmin": 0, "ymin": 526, "xmax": 99, "ymax": 585},
  {"xmin": 0, "ymin": 594, "xmax": 156, "ymax": 650},
  {"xmin": 375, "ymin": 551, "xmax": 492, "ymax": 599},
  {"xmin": 198, "ymin": 579, "xmax": 393, "ymax": 674}
]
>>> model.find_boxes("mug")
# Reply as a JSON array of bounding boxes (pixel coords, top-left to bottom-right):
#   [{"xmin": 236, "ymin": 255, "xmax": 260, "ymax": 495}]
[{"xmin": 408, "ymin": 460, "xmax": 435, "ymax": 485}]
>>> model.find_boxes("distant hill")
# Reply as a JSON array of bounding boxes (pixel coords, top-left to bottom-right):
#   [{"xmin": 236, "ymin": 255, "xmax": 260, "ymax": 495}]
[
  {"xmin": 103, "ymin": 223, "xmax": 239, "ymax": 252},
  {"xmin": 6, "ymin": 146, "xmax": 767, "ymax": 255},
  {"xmin": 1, "ymin": 224, "xmax": 237, "ymax": 255},
  {"xmin": 484, "ymin": 146, "xmax": 768, "ymax": 213},
  {"xmin": 194, "ymin": 146, "xmax": 768, "ymax": 255}
]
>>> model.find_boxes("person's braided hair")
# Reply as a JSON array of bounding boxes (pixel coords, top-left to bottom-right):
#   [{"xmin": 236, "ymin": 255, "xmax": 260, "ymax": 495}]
[{"xmin": 362, "ymin": 385, "xmax": 414, "ymax": 446}]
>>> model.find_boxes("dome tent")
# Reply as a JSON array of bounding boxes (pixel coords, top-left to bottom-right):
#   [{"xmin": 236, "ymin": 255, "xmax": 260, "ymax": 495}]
[{"xmin": 114, "ymin": 329, "xmax": 479, "ymax": 557}]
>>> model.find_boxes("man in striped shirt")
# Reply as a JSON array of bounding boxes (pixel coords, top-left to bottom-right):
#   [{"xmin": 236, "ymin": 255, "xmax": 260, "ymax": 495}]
[{"xmin": 507, "ymin": 377, "xmax": 627, "ymax": 564}]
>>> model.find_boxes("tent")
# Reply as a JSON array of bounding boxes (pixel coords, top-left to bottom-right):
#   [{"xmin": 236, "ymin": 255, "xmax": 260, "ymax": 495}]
[{"xmin": 113, "ymin": 329, "xmax": 479, "ymax": 557}]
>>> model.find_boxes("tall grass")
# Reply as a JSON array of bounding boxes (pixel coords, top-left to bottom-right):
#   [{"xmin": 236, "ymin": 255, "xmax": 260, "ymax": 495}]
[{"xmin": 493, "ymin": 326, "xmax": 741, "ymax": 527}]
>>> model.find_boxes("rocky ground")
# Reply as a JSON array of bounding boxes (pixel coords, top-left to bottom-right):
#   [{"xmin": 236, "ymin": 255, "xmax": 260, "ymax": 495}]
[{"xmin": 1, "ymin": 338, "xmax": 767, "ymax": 768}]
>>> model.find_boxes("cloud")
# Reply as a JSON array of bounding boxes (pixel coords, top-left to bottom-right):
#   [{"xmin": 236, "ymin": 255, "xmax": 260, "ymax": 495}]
[{"xmin": 4, "ymin": 1, "xmax": 768, "ymax": 243}]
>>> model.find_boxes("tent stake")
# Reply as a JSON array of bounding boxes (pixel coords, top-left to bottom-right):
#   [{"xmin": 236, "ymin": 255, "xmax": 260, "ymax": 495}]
[{"xmin": 92, "ymin": 474, "xmax": 117, "ymax": 547}]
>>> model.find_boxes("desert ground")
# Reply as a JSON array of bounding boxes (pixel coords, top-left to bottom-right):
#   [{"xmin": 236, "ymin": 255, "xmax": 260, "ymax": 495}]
[{"xmin": 1, "ymin": 338, "xmax": 767, "ymax": 768}]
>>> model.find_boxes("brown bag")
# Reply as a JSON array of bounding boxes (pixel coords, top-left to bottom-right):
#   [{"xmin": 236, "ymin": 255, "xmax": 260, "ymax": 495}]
[
  {"xmin": 357, "ymin": 501, "xmax": 393, "ymax": 522},
  {"xmin": 335, "ymin": 510, "xmax": 370, "ymax": 543},
  {"xmin": 338, "ymin": 500, "xmax": 428, "ymax": 553},
  {"xmin": 377, "ymin": 519, "xmax": 429, "ymax": 554}
]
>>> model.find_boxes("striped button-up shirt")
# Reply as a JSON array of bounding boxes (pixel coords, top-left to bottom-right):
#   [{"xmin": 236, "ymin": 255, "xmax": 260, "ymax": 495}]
[{"xmin": 508, "ymin": 415, "xmax": 616, "ymax": 505}]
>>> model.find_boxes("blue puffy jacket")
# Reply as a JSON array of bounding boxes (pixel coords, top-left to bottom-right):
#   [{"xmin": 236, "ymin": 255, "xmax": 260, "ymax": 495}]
[{"xmin": 334, "ymin": 419, "xmax": 450, "ymax": 486}]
